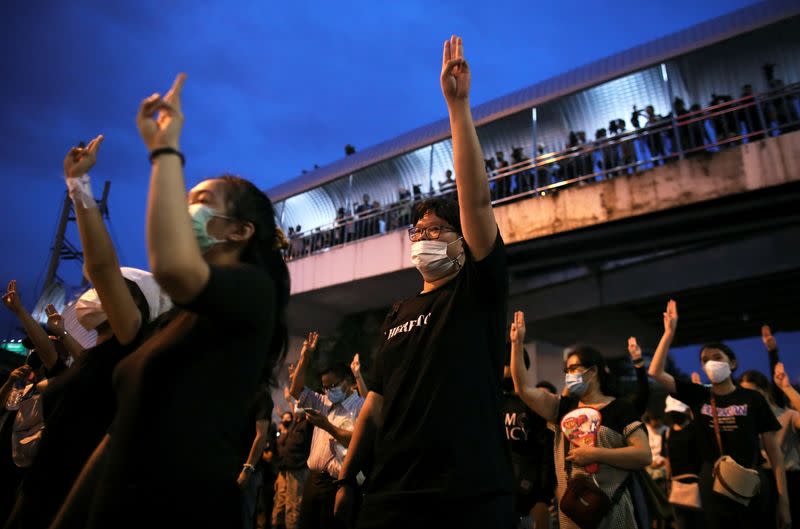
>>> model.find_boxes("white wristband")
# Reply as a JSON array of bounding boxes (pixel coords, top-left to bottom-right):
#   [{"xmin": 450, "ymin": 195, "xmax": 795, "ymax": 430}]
[{"xmin": 66, "ymin": 173, "xmax": 97, "ymax": 209}]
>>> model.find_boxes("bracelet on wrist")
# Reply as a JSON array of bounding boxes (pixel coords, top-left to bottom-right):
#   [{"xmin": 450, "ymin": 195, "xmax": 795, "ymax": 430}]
[
  {"xmin": 242, "ymin": 463, "xmax": 256, "ymax": 474},
  {"xmin": 149, "ymin": 147, "xmax": 185, "ymax": 167}
]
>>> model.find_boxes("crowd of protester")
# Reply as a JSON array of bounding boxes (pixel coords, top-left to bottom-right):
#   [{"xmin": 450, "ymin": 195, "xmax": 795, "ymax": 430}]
[
  {"xmin": 285, "ymin": 62, "xmax": 800, "ymax": 261},
  {"xmin": 0, "ymin": 36, "xmax": 797, "ymax": 529}
]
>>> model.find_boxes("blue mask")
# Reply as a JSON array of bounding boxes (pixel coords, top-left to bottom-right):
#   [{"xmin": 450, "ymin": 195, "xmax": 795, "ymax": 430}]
[
  {"xmin": 326, "ymin": 386, "xmax": 346, "ymax": 404},
  {"xmin": 188, "ymin": 204, "xmax": 231, "ymax": 253},
  {"xmin": 565, "ymin": 372, "xmax": 589, "ymax": 397}
]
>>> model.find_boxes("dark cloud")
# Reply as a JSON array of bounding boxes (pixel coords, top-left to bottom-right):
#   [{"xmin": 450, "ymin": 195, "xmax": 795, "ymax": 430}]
[{"xmin": 0, "ymin": 0, "xmax": 758, "ymax": 336}]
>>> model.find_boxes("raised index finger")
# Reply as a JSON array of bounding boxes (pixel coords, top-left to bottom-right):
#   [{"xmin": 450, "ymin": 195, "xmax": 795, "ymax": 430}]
[{"xmin": 164, "ymin": 73, "xmax": 187, "ymax": 104}]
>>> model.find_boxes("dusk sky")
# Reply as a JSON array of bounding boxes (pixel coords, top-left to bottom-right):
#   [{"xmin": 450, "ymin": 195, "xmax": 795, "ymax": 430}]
[{"xmin": 3, "ymin": 0, "xmax": 795, "ymax": 380}]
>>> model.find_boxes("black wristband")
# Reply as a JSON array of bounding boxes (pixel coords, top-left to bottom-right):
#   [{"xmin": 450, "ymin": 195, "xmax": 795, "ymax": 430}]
[
  {"xmin": 149, "ymin": 147, "xmax": 185, "ymax": 167},
  {"xmin": 333, "ymin": 476, "xmax": 358, "ymax": 489}
]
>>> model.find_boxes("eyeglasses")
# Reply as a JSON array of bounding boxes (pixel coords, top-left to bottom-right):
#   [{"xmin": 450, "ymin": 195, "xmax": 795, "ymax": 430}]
[
  {"xmin": 408, "ymin": 225, "xmax": 456, "ymax": 242},
  {"xmin": 563, "ymin": 363, "xmax": 588, "ymax": 374}
]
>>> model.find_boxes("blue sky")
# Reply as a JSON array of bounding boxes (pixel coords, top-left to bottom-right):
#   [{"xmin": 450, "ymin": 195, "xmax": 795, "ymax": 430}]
[{"xmin": 5, "ymin": 0, "xmax": 797, "ymax": 381}]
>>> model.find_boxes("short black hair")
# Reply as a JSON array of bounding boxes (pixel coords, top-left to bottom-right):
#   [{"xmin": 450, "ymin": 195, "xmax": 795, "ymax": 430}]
[
  {"xmin": 564, "ymin": 344, "xmax": 617, "ymax": 396},
  {"xmin": 504, "ymin": 342, "xmax": 530, "ymax": 369},
  {"xmin": 320, "ymin": 363, "xmax": 354, "ymax": 384},
  {"xmin": 27, "ymin": 351, "xmax": 43, "ymax": 370},
  {"xmin": 699, "ymin": 342, "xmax": 737, "ymax": 368},
  {"xmin": 412, "ymin": 198, "xmax": 461, "ymax": 234},
  {"xmin": 739, "ymin": 370, "xmax": 769, "ymax": 392},
  {"xmin": 536, "ymin": 381, "xmax": 557, "ymax": 394}
]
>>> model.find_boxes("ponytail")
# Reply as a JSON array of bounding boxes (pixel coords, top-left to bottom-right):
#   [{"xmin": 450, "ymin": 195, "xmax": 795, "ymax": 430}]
[{"xmin": 217, "ymin": 174, "xmax": 291, "ymax": 387}]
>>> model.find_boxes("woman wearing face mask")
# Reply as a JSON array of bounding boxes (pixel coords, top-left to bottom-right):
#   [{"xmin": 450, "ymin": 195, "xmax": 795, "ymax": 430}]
[
  {"xmin": 509, "ymin": 311, "xmax": 651, "ymax": 529},
  {"xmin": 49, "ymin": 74, "xmax": 291, "ymax": 529},
  {"xmin": 662, "ymin": 396, "xmax": 702, "ymax": 529},
  {"xmin": 648, "ymin": 300, "xmax": 790, "ymax": 529},
  {"xmin": 740, "ymin": 369, "xmax": 800, "ymax": 526},
  {"xmin": 335, "ymin": 36, "xmax": 514, "ymax": 529},
  {"xmin": 4, "ymin": 139, "xmax": 172, "ymax": 529}
]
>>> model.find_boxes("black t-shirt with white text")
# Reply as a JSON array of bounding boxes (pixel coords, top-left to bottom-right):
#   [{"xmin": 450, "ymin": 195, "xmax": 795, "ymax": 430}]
[
  {"xmin": 363, "ymin": 231, "xmax": 513, "ymax": 512},
  {"xmin": 663, "ymin": 423, "xmax": 701, "ymax": 477},
  {"xmin": 672, "ymin": 379, "xmax": 780, "ymax": 468},
  {"xmin": 501, "ymin": 390, "xmax": 549, "ymax": 494}
]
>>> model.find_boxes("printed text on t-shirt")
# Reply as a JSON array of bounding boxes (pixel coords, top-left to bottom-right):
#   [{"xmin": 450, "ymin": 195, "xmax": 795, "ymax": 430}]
[
  {"xmin": 701, "ymin": 403, "xmax": 748, "ymax": 432},
  {"xmin": 386, "ymin": 313, "xmax": 432, "ymax": 340},
  {"xmin": 504, "ymin": 412, "xmax": 530, "ymax": 441}
]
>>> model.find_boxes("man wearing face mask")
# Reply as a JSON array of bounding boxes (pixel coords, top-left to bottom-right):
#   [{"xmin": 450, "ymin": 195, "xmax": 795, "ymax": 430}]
[
  {"xmin": 289, "ymin": 332, "xmax": 364, "ymax": 529},
  {"xmin": 649, "ymin": 300, "xmax": 789, "ymax": 529},
  {"xmin": 335, "ymin": 36, "xmax": 514, "ymax": 529}
]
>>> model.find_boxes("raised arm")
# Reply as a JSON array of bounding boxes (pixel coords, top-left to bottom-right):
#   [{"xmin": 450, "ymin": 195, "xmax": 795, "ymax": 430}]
[
  {"xmin": 0, "ymin": 366, "xmax": 31, "ymax": 405},
  {"xmin": 510, "ymin": 311, "xmax": 558, "ymax": 423},
  {"xmin": 775, "ymin": 363, "xmax": 800, "ymax": 428},
  {"xmin": 762, "ymin": 325, "xmax": 786, "ymax": 408},
  {"xmin": 137, "ymin": 73, "xmax": 210, "ymax": 304},
  {"xmin": 2, "ymin": 281, "xmax": 57, "ymax": 370},
  {"xmin": 350, "ymin": 354, "xmax": 369, "ymax": 397},
  {"xmin": 628, "ymin": 337, "xmax": 650, "ymax": 416},
  {"xmin": 288, "ymin": 332, "xmax": 318, "ymax": 400},
  {"xmin": 334, "ymin": 391, "xmax": 383, "ymax": 522},
  {"xmin": 63, "ymin": 137, "xmax": 142, "ymax": 345},
  {"xmin": 45, "ymin": 304, "xmax": 85, "ymax": 361},
  {"xmin": 441, "ymin": 36, "xmax": 497, "ymax": 261},
  {"xmin": 763, "ymin": 430, "xmax": 792, "ymax": 528},
  {"xmin": 648, "ymin": 300, "xmax": 678, "ymax": 394}
]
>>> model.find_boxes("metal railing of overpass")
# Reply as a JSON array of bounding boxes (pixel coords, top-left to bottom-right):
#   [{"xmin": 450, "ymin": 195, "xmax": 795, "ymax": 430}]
[{"xmin": 285, "ymin": 83, "xmax": 800, "ymax": 261}]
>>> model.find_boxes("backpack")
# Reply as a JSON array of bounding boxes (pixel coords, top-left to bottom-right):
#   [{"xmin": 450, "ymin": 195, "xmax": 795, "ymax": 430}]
[{"xmin": 11, "ymin": 384, "xmax": 45, "ymax": 467}]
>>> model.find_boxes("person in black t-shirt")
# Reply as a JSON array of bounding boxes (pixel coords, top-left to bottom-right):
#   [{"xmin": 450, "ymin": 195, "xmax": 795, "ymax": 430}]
[
  {"xmin": 662, "ymin": 396, "xmax": 702, "ymax": 529},
  {"xmin": 5, "ymin": 138, "xmax": 172, "ymax": 529},
  {"xmin": 648, "ymin": 300, "xmax": 790, "ymax": 529},
  {"xmin": 49, "ymin": 74, "xmax": 292, "ymax": 529},
  {"xmin": 501, "ymin": 339, "xmax": 553, "ymax": 529},
  {"xmin": 334, "ymin": 36, "xmax": 514, "ymax": 529}
]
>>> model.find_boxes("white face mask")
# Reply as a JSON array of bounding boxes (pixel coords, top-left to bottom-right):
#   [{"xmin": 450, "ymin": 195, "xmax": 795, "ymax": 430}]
[
  {"xmin": 188, "ymin": 203, "xmax": 233, "ymax": 253},
  {"xmin": 704, "ymin": 360, "xmax": 731, "ymax": 384},
  {"xmin": 411, "ymin": 238, "xmax": 463, "ymax": 282}
]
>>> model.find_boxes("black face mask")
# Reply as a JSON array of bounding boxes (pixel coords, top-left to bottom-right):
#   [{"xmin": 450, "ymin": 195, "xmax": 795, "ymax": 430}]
[{"xmin": 668, "ymin": 412, "xmax": 687, "ymax": 425}]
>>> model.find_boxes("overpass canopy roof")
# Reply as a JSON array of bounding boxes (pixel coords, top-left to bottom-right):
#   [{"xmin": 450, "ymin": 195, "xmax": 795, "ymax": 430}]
[{"xmin": 269, "ymin": 0, "xmax": 800, "ymax": 232}]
